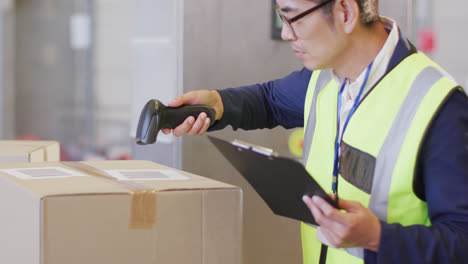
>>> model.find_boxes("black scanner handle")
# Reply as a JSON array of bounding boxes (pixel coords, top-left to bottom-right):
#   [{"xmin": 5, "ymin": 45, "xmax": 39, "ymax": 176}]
[{"xmin": 163, "ymin": 105, "xmax": 216, "ymax": 129}]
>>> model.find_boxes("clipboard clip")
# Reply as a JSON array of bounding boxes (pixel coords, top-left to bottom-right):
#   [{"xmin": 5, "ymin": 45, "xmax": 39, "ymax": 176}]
[{"xmin": 232, "ymin": 139, "xmax": 278, "ymax": 157}]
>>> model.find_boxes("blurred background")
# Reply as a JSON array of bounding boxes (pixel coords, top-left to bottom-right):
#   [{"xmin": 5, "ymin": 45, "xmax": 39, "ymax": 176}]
[{"xmin": 0, "ymin": 0, "xmax": 465, "ymax": 263}]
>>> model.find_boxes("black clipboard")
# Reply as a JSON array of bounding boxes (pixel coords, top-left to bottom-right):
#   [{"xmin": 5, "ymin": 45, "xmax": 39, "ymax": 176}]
[{"xmin": 208, "ymin": 136, "xmax": 337, "ymax": 225}]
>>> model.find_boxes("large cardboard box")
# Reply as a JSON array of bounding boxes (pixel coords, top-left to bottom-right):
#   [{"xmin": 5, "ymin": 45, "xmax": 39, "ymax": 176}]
[
  {"xmin": 0, "ymin": 140, "xmax": 60, "ymax": 162},
  {"xmin": 0, "ymin": 160, "xmax": 242, "ymax": 264}
]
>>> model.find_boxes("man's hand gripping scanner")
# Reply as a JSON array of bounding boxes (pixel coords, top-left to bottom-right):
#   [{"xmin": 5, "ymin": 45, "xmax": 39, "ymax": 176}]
[{"xmin": 136, "ymin": 99, "xmax": 216, "ymax": 145}]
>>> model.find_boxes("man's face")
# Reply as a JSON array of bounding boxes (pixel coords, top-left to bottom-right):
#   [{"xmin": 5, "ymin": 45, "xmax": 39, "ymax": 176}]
[{"xmin": 277, "ymin": 0, "xmax": 347, "ymax": 70}]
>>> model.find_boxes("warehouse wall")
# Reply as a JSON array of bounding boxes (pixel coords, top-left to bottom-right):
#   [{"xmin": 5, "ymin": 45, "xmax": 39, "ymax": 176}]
[
  {"xmin": 14, "ymin": 0, "xmax": 96, "ymax": 159},
  {"xmin": 14, "ymin": 0, "xmax": 132, "ymax": 159},
  {"xmin": 380, "ymin": 0, "xmax": 468, "ymax": 86},
  {"xmin": 92, "ymin": 0, "xmax": 132, "ymax": 159},
  {"xmin": 15, "ymin": 0, "xmax": 75, "ymax": 141},
  {"xmin": 432, "ymin": 0, "xmax": 468, "ymax": 85},
  {"xmin": 380, "ymin": 1, "xmax": 408, "ymax": 34},
  {"xmin": 1, "ymin": 3, "xmax": 14, "ymax": 139}
]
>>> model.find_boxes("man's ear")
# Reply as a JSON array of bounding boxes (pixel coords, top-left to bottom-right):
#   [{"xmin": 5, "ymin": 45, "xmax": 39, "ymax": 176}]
[{"xmin": 335, "ymin": 0, "xmax": 359, "ymax": 34}]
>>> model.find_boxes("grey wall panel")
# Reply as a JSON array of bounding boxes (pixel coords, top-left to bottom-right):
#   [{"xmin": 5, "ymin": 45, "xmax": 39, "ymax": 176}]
[
  {"xmin": 381, "ymin": 0, "xmax": 468, "ymax": 86},
  {"xmin": 133, "ymin": 0, "xmax": 173, "ymax": 37},
  {"xmin": 3, "ymin": 7, "xmax": 14, "ymax": 139},
  {"xmin": 0, "ymin": 11, "xmax": 5, "ymax": 138},
  {"xmin": 380, "ymin": 0, "xmax": 409, "ymax": 36},
  {"xmin": 432, "ymin": 0, "xmax": 468, "ymax": 85},
  {"xmin": 183, "ymin": 0, "xmax": 303, "ymax": 263},
  {"xmin": 15, "ymin": 0, "xmax": 93, "ymax": 151},
  {"xmin": 15, "ymin": 0, "xmax": 74, "ymax": 141}
]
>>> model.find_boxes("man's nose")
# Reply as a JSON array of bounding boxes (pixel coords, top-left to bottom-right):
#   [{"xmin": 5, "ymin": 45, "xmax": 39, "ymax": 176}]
[{"xmin": 281, "ymin": 24, "xmax": 296, "ymax": 41}]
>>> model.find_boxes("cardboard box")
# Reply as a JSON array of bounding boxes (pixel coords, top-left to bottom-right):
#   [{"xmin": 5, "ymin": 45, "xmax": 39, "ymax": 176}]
[
  {"xmin": 0, "ymin": 160, "xmax": 242, "ymax": 264},
  {"xmin": 0, "ymin": 140, "xmax": 60, "ymax": 162}
]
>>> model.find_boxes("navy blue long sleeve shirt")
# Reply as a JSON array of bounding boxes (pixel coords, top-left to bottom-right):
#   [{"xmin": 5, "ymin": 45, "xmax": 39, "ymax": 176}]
[{"xmin": 210, "ymin": 47, "xmax": 468, "ymax": 263}]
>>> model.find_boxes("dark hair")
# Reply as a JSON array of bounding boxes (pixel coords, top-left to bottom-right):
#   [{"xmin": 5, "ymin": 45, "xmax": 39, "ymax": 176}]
[{"xmin": 314, "ymin": 0, "xmax": 380, "ymax": 27}]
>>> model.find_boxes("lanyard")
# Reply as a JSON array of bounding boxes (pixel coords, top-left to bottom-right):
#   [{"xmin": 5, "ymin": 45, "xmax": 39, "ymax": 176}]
[{"xmin": 332, "ymin": 61, "xmax": 374, "ymax": 199}]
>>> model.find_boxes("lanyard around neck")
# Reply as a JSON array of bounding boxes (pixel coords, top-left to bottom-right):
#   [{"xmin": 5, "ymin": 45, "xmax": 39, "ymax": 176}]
[{"xmin": 332, "ymin": 61, "xmax": 374, "ymax": 197}]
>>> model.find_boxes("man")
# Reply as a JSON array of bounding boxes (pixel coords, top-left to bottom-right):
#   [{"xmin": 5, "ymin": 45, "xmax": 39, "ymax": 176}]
[{"xmin": 163, "ymin": 0, "xmax": 468, "ymax": 263}]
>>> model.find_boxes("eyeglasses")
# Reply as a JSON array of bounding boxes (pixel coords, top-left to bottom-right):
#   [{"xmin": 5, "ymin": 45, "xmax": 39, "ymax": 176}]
[{"xmin": 275, "ymin": 0, "xmax": 334, "ymax": 39}]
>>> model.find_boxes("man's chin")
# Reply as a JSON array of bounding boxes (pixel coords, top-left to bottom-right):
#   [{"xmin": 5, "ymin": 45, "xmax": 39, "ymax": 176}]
[
  {"xmin": 300, "ymin": 57, "xmax": 328, "ymax": 71},
  {"xmin": 302, "ymin": 61, "xmax": 320, "ymax": 71}
]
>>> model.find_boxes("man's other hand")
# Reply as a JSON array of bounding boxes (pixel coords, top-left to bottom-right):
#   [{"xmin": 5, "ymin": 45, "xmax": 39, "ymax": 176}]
[{"xmin": 302, "ymin": 194, "xmax": 381, "ymax": 252}]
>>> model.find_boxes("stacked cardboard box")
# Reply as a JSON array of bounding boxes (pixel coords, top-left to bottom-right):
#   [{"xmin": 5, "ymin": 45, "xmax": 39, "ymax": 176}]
[
  {"xmin": 0, "ymin": 140, "xmax": 60, "ymax": 162},
  {"xmin": 0, "ymin": 160, "xmax": 242, "ymax": 264}
]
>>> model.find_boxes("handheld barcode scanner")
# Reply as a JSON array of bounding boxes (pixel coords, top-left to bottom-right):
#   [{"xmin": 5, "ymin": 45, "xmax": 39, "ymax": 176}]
[{"xmin": 135, "ymin": 99, "xmax": 216, "ymax": 145}]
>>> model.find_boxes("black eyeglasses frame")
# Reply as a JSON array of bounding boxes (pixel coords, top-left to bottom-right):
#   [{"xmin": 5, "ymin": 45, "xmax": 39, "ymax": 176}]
[{"xmin": 275, "ymin": 0, "xmax": 335, "ymax": 38}]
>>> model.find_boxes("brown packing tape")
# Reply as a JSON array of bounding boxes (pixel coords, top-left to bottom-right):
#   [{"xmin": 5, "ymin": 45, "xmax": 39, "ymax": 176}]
[
  {"xmin": 62, "ymin": 161, "xmax": 156, "ymax": 229},
  {"xmin": 130, "ymin": 189, "xmax": 157, "ymax": 229}
]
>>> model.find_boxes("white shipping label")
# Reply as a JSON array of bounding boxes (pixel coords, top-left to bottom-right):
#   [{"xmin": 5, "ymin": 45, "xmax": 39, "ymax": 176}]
[
  {"xmin": 105, "ymin": 169, "xmax": 189, "ymax": 181},
  {"xmin": 0, "ymin": 167, "xmax": 86, "ymax": 180}
]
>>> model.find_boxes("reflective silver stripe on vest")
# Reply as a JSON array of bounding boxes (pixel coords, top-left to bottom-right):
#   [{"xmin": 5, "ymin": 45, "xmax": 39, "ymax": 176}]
[
  {"xmin": 344, "ymin": 66, "xmax": 445, "ymax": 260},
  {"xmin": 302, "ymin": 70, "xmax": 332, "ymax": 165},
  {"xmin": 368, "ymin": 66, "xmax": 444, "ymax": 219}
]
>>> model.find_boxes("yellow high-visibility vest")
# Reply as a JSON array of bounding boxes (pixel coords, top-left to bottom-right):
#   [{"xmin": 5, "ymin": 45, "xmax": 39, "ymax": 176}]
[{"xmin": 301, "ymin": 52, "xmax": 459, "ymax": 263}]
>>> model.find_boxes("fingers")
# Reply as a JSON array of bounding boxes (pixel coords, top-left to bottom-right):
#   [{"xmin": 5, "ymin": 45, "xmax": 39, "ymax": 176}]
[
  {"xmin": 198, "ymin": 117, "xmax": 212, "ymax": 135},
  {"xmin": 168, "ymin": 96, "xmax": 184, "ymax": 107},
  {"xmin": 336, "ymin": 198, "xmax": 361, "ymax": 212},
  {"xmin": 303, "ymin": 195, "xmax": 325, "ymax": 223},
  {"xmin": 304, "ymin": 194, "xmax": 382, "ymax": 250},
  {"xmin": 165, "ymin": 90, "xmax": 218, "ymax": 137},
  {"xmin": 309, "ymin": 195, "xmax": 361, "ymax": 220},
  {"xmin": 171, "ymin": 113, "xmax": 210, "ymax": 137},
  {"xmin": 303, "ymin": 195, "xmax": 348, "ymax": 248},
  {"xmin": 303, "ymin": 195, "xmax": 345, "ymax": 228},
  {"xmin": 168, "ymin": 91, "xmax": 202, "ymax": 107},
  {"xmin": 311, "ymin": 196, "xmax": 342, "ymax": 221},
  {"xmin": 168, "ymin": 90, "xmax": 224, "ymax": 121},
  {"xmin": 172, "ymin": 116, "xmax": 195, "ymax": 137},
  {"xmin": 319, "ymin": 227, "xmax": 340, "ymax": 248},
  {"xmin": 168, "ymin": 94, "xmax": 190, "ymax": 108},
  {"xmin": 187, "ymin": 112, "xmax": 208, "ymax": 136}
]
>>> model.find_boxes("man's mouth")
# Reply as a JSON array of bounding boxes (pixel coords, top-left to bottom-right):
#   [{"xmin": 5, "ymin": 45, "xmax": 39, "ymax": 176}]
[
  {"xmin": 292, "ymin": 45, "xmax": 306, "ymax": 57},
  {"xmin": 293, "ymin": 49, "xmax": 306, "ymax": 57}
]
